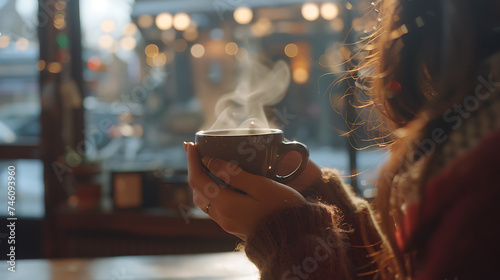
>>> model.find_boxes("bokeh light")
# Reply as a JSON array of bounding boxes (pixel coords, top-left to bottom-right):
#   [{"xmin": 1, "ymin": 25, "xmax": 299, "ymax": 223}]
[
  {"xmin": 234, "ymin": 7, "xmax": 253, "ymax": 24},
  {"xmin": 48, "ymin": 62, "xmax": 63, "ymax": 74},
  {"xmin": 0, "ymin": 36, "xmax": 10, "ymax": 48},
  {"xmin": 190, "ymin": 44, "xmax": 205, "ymax": 58},
  {"xmin": 137, "ymin": 14, "xmax": 154, "ymax": 29},
  {"xmin": 293, "ymin": 68, "xmax": 309, "ymax": 84},
  {"xmin": 338, "ymin": 46, "xmax": 351, "ymax": 61},
  {"xmin": 251, "ymin": 18, "xmax": 272, "ymax": 37},
  {"xmin": 145, "ymin": 44, "xmax": 159, "ymax": 57},
  {"xmin": 55, "ymin": 0, "xmax": 66, "ymax": 10},
  {"xmin": 101, "ymin": 19, "xmax": 116, "ymax": 33},
  {"xmin": 320, "ymin": 3, "xmax": 339, "ymax": 20},
  {"xmin": 225, "ymin": 42, "xmax": 238, "ymax": 55},
  {"xmin": 53, "ymin": 13, "xmax": 66, "ymax": 30},
  {"xmin": 235, "ymin": 47, "xmax": 248, "ymax": 61},
  {"xmin": 56, "ymin": 33, "xmax": 69, "ymax": 49},
  {"xmin": 122, "ymin": 23, "xmax": 138, "ymax": 36},
  {"xmin": 98, "ymin": 35, "xmax": 114, "ymax": 50},
  {"xmin": 120, "ymin": 37, "xmax": 136, "ymax": 51},
  {"xmin": 330, "ymin": 18, "xmax": 345, "ymax": 32},
  {"xmin": 16, "ymin": 38, "xmax": 30, "ymax": 51},
  {"xmin": 87, "ymin": 56, "xmax": 102, "ymax": 71},
  {"xmin": 36, "ymin": 60, "xmax": 46, "ymax": 71},
  {"xmin": 301, "ymin": 3, "xmax": 319, "ymax": 21},
  {"xmin": 153, "ymin": 53, "xmax": 167, "ymax": 66},
  {"xmin": 155, "ymin": 13, "xmax": 173, "ymax": 30},
  {"xmin": 183, "ymin": 26, "xmax": 198, "ymax": 41},
  {"xmin": 146, "ymin": 52, "xmax": 167, "ymax": 67},
  {"xmin": 173, "ymin": 13, "xmax": 190, "ymax": 31},
  {"xmin": 284, "ymin": 43, "xmax": 299, "ymax": 58},
  {"xmin": 206, "ymin": 40, "xmax": 226, "ymax": 57}
]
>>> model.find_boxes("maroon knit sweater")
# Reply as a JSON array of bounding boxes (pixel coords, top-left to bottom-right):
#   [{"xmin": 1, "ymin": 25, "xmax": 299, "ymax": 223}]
[
  {"xmin": 244, "ymin": 131, "xmax": 500, "ymax": 280},
  {"xmin": 243, "ymin": 54, "xmax": 500, "ymax": 280}
]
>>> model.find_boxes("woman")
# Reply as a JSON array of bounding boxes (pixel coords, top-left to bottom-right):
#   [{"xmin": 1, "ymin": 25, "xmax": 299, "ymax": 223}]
[{"xmin": 185, "ymin": 0, "xmax": 500, "ymax": 279}]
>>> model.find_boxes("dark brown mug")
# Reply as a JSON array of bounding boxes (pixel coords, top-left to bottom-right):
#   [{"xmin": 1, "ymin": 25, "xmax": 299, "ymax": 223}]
[{"xmin": 195, "ymin": 128, "xmax": 309, "ymax": 183}]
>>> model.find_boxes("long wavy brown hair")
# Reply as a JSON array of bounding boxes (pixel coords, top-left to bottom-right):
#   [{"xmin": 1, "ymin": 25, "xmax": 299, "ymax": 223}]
[{"xmin": 356, "ymin": 0, "xmax": 500, "ymax": 278}]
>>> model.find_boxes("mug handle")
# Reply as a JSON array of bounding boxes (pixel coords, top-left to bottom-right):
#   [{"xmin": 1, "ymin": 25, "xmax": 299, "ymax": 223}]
[{"xmin": 274, "ymin": 141, "xmax": 309, "ymax": 183}]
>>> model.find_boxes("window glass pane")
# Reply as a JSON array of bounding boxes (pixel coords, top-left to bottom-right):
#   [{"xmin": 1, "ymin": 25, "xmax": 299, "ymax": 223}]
[
  {"xmin": 0, "ymin": 0, "xmax": 40, "ymax": 145},
  {"xmin": 357, "ymin": 150, "xmax": 388, "ymax": 198},
  {"xmin": 0, "ymin": 160, "xmax": 44, "ymax": 218},
  {"xmin": 80, "ymin": 0, "xmax": 381, "ymax": 194}
]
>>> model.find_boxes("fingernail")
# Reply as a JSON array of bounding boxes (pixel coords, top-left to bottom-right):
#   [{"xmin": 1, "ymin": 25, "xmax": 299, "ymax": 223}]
[
  {"xmin": 183, "ymin": 142, "xmax": 188, "ymax": 152},
  {"xmin": 202, "ymin": 157, "xmax": 220, "ymax": 170}
]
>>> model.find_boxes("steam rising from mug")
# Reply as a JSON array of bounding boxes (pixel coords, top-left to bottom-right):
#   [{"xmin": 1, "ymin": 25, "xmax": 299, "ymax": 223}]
[{"xmin": 209, "ymin": 60, "xmax": 291, "ymax": 131}]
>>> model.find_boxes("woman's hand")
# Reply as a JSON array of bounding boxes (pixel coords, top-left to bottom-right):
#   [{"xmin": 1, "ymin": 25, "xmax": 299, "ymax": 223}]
[{"xmin": 185, "ymin": 142, "xmax": 306, "ymax": 241}]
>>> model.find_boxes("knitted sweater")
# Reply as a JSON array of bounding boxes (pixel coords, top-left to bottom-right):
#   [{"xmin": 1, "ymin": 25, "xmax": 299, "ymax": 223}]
[{"xmin": 243, "ymin": 53, "xmax": 500, "ymax": 280}]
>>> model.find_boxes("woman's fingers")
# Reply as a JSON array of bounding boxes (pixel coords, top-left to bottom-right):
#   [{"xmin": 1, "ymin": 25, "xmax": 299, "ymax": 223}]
[
  {"xmin": 201, "ymin": 156, "xmax": 294, "ymax": 200},
  {"xmin": 186, "ymin": 142, "xmax": 248, "ymax": 209},
  {"xmin": 192, "ymin": 190, "xmax": 209, "ymax": 211},
  {"xmin": 186, "ymin": 142, "xmax": 217, "ymax": 193},
  {"xmin": 186, "ymin": 143, "xmax": 307, "ymax": 240}
]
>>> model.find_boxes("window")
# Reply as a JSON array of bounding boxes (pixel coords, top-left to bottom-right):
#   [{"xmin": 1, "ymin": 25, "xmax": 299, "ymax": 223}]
[
  {"xmin": 0, "ymin": 160, "xmax": 44, "ymax": 217},
  {"xmin": 0, "ymin": 0, "xmax": 40, "ymax": 145},
  {"xmin": 78, "ymin": 0, "xmax": 385, "ymax": 198},
  {"xmin": 0, "ymin": 0, "xmax": 44, "ymax": 217}
]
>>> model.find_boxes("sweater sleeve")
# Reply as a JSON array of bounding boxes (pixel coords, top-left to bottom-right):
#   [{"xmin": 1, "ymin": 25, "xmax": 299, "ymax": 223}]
[
  {"xmin": 243, "ymin": 169, "xmax": 391, "ymax": 280},
  {"xmin": 245, "ymin": 200, "xmax": 353, "ymax": 280}
]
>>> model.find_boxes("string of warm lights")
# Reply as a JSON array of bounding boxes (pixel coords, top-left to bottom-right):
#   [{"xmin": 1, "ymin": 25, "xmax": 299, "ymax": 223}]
[
  {"xmin": 302, "ymin": 2, "xmax": 340, "ymax": 21},
  {"xmin": 85, "ymin": 1, "xmax": 356, "ymax": 86}
]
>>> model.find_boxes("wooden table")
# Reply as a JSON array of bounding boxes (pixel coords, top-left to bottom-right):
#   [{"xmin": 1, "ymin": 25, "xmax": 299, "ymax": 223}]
[{"xmin": 0, "ymin": 252, "xmax": 259, "ymax": 280}]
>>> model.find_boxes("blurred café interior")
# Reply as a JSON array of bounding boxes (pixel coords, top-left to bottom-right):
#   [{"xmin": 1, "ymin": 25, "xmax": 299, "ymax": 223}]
[{"xmin": 0, "ymin": 0, "xmax": 385, "ymax": 265}]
